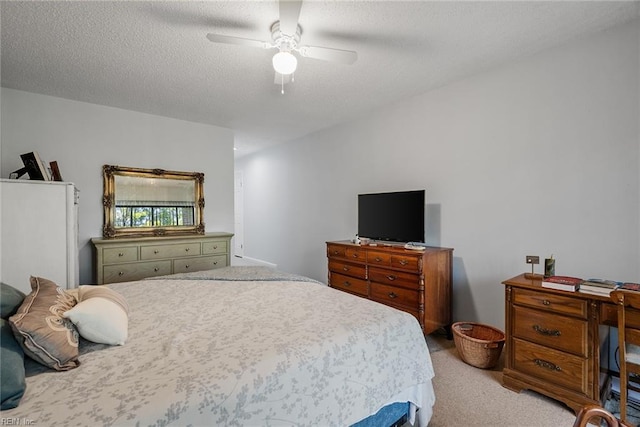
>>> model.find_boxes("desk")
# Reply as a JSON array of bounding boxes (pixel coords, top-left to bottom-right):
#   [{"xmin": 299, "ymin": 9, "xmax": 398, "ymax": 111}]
[{"xmin": 502, "ymin": 274, "xmax": 623, "ymax": 414}]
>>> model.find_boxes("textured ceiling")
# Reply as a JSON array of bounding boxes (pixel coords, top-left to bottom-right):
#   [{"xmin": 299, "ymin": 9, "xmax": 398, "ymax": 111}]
[{"xmin": 2, "ymin": 1, "xmax": 639, "ymax": 156}]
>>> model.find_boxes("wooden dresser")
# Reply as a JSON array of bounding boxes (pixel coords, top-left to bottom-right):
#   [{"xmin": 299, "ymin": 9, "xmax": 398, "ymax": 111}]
[
  {"xmin": 503, "ymin": 274, "xmax": 614, "ymax": 414},
  {"xmin": 326, "ymin": 241, "xmax": 453, "ymax": 335},
  {"xmin": 91, "ymin": 232, "xmax": 233, "ymax": 284}
]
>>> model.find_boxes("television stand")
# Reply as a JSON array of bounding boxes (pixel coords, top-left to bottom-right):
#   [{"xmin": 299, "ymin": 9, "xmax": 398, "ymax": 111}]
[{"xmin": 326, "ymin": 240, "xmax": 453, "ymax": 336}]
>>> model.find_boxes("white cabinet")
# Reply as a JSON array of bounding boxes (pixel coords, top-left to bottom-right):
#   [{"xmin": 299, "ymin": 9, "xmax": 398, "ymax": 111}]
[{"xmin": 0, "ymin": 179, "xmax": 79, "ymax": 293}]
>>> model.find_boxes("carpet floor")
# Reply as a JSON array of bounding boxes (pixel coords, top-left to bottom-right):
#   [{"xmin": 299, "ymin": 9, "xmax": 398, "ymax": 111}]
[{"xmin": 426, "ymin": 333, "xmax": 577, "ymax": 426}]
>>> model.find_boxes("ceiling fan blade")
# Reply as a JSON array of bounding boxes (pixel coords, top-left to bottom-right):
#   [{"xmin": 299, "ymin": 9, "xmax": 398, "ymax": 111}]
[
  {"xmin": 279, "ymin": 0, "xmax": 303, "ymax": 36},
  {"xmin": 206, "ymin": 33, "xmax": 270, "ymax": 49},
  {"xmin": 274, "ymin": 72, "xmax": 292, "ymax": 85},
  {"xmin": 298, "ymin": 45, "xmax": 358, "ymax": 65}
]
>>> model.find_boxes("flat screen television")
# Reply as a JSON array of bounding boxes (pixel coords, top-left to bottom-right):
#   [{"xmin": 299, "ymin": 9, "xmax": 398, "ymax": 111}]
[{"xmin": 358, "ymin": 190, "xmax": 425, "ymax": 243}]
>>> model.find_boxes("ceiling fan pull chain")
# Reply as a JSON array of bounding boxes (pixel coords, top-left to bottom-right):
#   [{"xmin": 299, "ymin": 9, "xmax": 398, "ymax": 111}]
[{"xmin": 281, "ymin": 74, "xmax": 285, "ymax": 94}]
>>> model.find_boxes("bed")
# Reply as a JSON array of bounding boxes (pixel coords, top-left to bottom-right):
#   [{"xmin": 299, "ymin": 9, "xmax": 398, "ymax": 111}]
[{"xmin": 1, "ymin": 266, "xmax": 436, "ymax": 426}]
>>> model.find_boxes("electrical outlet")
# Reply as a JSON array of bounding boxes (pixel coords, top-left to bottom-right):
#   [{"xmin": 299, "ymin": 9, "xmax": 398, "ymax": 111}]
[{"xmin": 526, "ymin": 255, "xmax": 540, "ymax": 265}]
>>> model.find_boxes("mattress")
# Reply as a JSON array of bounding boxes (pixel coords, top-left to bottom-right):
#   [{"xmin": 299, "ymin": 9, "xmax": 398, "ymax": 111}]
[{"xmin": 2, "ymin": 267, "xmax": 435, "ymax": 426}]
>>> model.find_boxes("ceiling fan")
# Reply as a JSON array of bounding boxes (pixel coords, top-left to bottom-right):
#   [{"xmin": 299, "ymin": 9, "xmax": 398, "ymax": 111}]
[{"xmin": 206, "ymin": 0, "xmax": 358, "ymax": 93}]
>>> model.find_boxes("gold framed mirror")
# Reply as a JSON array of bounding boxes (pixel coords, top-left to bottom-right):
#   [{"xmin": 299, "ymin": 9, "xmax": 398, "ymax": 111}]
[{"xmin": 102, "ymin": 165, "xmax": 205, "ymax": 238}]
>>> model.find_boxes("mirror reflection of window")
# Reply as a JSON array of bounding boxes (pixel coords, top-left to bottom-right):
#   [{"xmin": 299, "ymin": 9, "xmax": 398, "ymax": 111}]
[{"xmin": 114, "ymin": 175, "xmax": 196, "ymax": 228}]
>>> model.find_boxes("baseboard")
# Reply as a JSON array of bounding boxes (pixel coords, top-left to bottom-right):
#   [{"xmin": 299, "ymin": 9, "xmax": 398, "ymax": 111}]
[{"xmin": 232, "ymin": 255, "xmax": 277, "ymax": 268}]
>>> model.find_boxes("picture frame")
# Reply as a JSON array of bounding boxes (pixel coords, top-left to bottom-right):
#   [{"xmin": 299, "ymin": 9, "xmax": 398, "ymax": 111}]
[
  {"xmin": 14, "ymin": 152, "xmax": 50, "ymax": 180},
  {"xmin": 49, "ymin": 161, "xmax": 63, "ymax": 181}
]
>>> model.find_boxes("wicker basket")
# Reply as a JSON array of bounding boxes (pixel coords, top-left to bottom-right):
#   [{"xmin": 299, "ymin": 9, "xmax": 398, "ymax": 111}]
[{"xmin": 452, "ymin": 322, "xmax": 505, "ymax": 369}]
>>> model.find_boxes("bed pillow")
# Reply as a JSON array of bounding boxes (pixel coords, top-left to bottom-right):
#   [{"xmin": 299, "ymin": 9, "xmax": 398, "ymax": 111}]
[
  {"xmin": 0, "ymin": 318, "xmax": 26, "ymax": 410},
  {"xmin": 63, "ymin": 286, "xmax": 129, "ymax": 345},
  {"xmin": 1, "ymin": 282, "xmax": 26, "ymax": 319},
  {"xmin": 9, "ymin": 276, "xmax": 79, "ymax": 371}
]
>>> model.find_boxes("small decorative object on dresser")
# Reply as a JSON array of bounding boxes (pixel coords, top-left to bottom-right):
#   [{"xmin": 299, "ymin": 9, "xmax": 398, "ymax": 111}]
[
  {"xmin": 544, "ymin": 255, "xmax": 555, "ymax": 278},
  {"xmin": 326, "ymin": 241, "xmax": 453, "ymax": 336},
  {"xmin": 91, "ymin": 232, "xmax": 233, "ymax": 284}
]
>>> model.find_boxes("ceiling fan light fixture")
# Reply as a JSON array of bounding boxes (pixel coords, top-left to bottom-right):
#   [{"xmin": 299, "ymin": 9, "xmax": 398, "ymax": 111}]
[{"xmin": 272, "ymin": 51, "xmax": 297, "ymax": 75}]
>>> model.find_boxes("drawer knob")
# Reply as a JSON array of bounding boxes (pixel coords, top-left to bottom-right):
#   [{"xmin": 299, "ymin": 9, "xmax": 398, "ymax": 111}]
[
  {"xmin": 375, "ymin": 257, "xmax": 382, "ymax": 262},
  {"xmin": 399, "ymin": 259, "xmax": 408, "ymax": 266},
  {"xmin": 534, "ymin": 358, "xmax": 562, "ymax": 372},
  {"xmin": 342, "ymin": 266, "xmax": 350, "ymax": 271},
  {"xmin": 118, "ymin": 271, "xmax": 124, "ymax": 276},
  {"xmin": 344, "ymin": 281, "xmax": 351, "ymax": 287},
  {"xmin": 352, "ymin": 254, "xmax": 359, "ymax": 258},
  {"xmin": 154, "ymin": 267, "xmax": 159, "ymax": 272},
  {"xmin": 185, "ymin": 248, "xmax": 190, "ymax": 252},
  {"xmin": 213, "ymin": 261, "xmax": 218, "ymax": 265},
  {"xmin": 388, "ymin": 292, "xmax": 398, "ymax": 299},
  {"xmin": 333, "ymin": 250, "xmax": 339, "ymax": 255},
  {"xmin": 154, "ymin": 250, "xmax": 159, "ymax": 254},
  {"xmin": 118, "ymin": 252, "xmax": 124, "ymax": 257},
  {"xmin": 185, "ymin": 265, "xmax": 190, "ymax": 269},
  {"xmin": 386, "ymin": 275, "xmax": 397, "ymax": 281},
  {"xmin": 213, "ymin": 245, "xmax": 218, "ymax": 249},
  {"xmin": 533, "ymin": 324, "xmax": 561, "ymax": 337},
  {"xmin": 542, "ymin": 300, "xmax": 551, "ymax": 306}
]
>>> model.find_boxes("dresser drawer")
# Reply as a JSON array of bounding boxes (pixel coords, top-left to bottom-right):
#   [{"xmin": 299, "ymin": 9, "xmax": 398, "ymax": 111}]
[
  {"xmin": 330, "ymin": 272, "xmax": 368, "ymax": 297},
  {"xmin": 369, "ymin": 267, "xmax": 420, "ymax": 290},
  {"xmin": 370, "ymin": 282, "xmax": 419, "ymax": 309},
  {"xmin": 345, "ymin": 247, "xmax": 366, "ymax": 262},
  {"xmin": 513, "ymin": 306, "xmax": 587, "ymax": 356},
  {"xmin": 601, "ymin": 302, "xmax": 640, "ymax": 328},
  {"xmin": 103, "ymin": 260, "xmax": 172, "ymax": 283},
  {"xmin": 202, "ymin": 240, "xmax": 227, "ymax": 255},
  {"xmin": 513, "ymin": 288, "xmax": 588, "ymax": 319},
  {"xmin": 103, "ymin": 247, "xmax": 138, "ymax": 264},
  {"xmin": 141, "ymin": 243, "xmax": 201, "ymax": 260},
  {"xmin": 368, "ymin": 251, "xmax": 391, "ymax": 267},
  {"xmin": 513, "ymin": 338, "xmax": 588, "ymax": 395},
  {"xmin": 600, "ymin": 303, "xmax": 617, "ymax": 326},
  {"xmin": 174, "ymin": 255, "xmax": 226, "ymax": 273},
  {"xmin": 328, "ymin": 260, "xmax": 366, "ymax": 279},
  {"xmin": 327, "ymin": 244, "xmax": 347, "ymax": 258},
  {"xmin": 391, "ymin": 254, "xmax": 420, "ymax": 271}
]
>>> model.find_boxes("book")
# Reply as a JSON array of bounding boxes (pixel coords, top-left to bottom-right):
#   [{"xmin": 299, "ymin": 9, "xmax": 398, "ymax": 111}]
[
  {"xmin": 582, "ymin": 278, "xmax": 622, "ymax": 289},
  {"xmin": 541, "ymin": 275, "xmax": 582, "ymax": 292},
  {"xmin": 578, "ymin": 286, "xmax": 616, "ymax": 297},
  {"xmin": 579, "ymin": 279, "xmax": 621, "ymax": 296},
  {"xmin": 620, "ymin": 282, "xmax": 640, "ymax": 291}
]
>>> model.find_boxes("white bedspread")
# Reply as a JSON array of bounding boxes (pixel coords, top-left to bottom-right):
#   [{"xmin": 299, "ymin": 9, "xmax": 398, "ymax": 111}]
[{"xmin": 3, "ymin": 272, "xmax": 435, "ymax": 426}]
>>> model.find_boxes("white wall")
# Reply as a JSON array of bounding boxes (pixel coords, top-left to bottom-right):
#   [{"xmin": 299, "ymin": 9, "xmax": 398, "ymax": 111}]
[
  {"xmin": 0, "ymin": 89, "xmax": 235, "ymax": 284},
  {"xmin": 237, "ymin": 20, "xmax": 640, "ymax": 328}
]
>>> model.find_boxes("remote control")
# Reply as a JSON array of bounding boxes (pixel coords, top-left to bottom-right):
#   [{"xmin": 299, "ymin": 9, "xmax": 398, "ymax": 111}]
[{"xmin": 404, "ymin": 242, "xmax": 426, "ymax": 250}]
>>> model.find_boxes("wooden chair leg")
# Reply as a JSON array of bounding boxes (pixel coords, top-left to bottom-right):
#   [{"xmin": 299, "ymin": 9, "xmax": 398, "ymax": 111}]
[{"xmin": 620, "ymin": 370, "xmax": 628, "ymax": 423}]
